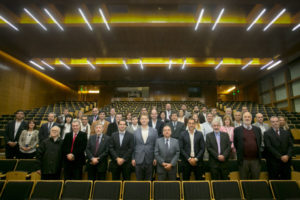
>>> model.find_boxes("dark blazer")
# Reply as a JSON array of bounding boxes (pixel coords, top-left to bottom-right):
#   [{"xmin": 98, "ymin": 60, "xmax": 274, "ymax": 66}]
[
  {"xmin": 264, "ymin": 128, "xmax": 293, "ymax": 161},
  {"xmin": 168, "ymin": 121, "xmax": 186, "ymax": 139},
  {"xmin": 107, "ymin": 122, "xmax": 118, "ymax": 137},
  {"xmin": 88, "ymin": 115, "xmax": 99, "ymax": 125},
  {"xmin": 234, "ymin": 126, "xmax": 262, "ymax": 165},
  {"xmin": 109, "ymin": 131, "xmax": 134, "ymax": 163},
  {"xmin": 62, "ymin": 131, "xmax": 87, "ymax": 166},
  {"xmin": 5, "ymin": 120, "xmax": 27, "ymax": 143},
  {"xmin": 206, "ymin": 131, "xmax": 231, "ymax": 167},
  {"xmin": 38, "ymin": 122, "xmax": 59, "ymax": 143},
  {"xmin": 86, "ymin": 134, "xmax": 109, "ymax": 172},
  {"xmin": 149, "ymin": 120, "xmax": 164, "ymax": 137},
  {"xmin": 105, "ymin": 116, "xmax": 115, "ymax": 123},
  {"xmin": 198, "ymin": 113, "xmax": 206, "ymax": 123},
  {"xmin": 180, "ymin": 130, "xmax": 205, "ymax": 163}
]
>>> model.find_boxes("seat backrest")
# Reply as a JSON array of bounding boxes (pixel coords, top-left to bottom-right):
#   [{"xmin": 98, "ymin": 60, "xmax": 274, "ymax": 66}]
[
  {"xmin": 212, "ymin": 181, "xmax": 241, "ymax": 200},
  {"xmin": 292, "ymin": 159, "xmax": 300, "ymax": 172},
  {"xmin": 241, "ymin": 181, "xmax": 273, "ymax": 200},
  {"xmin": 0, "ymin": 181, "xmax": 34, "ymax": 200},
  {"xmin": 31, "ymin": 181, "xmax": 63, "ymax": 200},
  {"xmin": 0, "ymin": 160, "xmax": 17, "ymax": 174},
  {"xmin": 61, "ymin": 181, "xmax": 92, "ymax": 200},
  {"xmin": 123, "ymin": 181, "xmax": 151, "ymax": 200},
  {"xmin": 92, "ymin": 181, "xmax": 121, "ymax": 200},
  {"xmin": 270, "ymin": 180, "xmax": 300, "ymax": 199},
  {"xmin": 183, "ymin": 181, "xmax": 211, "ymax": 200},
  {"xmin": 153, "ymin": 181, "xmax": 181, "ymax": 200},
  {"xmin": 15, "ymin": 159, "xmax": 40, "ymax": 173}
]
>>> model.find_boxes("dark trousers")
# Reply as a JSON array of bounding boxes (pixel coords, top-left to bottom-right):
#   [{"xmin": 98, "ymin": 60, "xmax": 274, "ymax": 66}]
[
  {"xmin": 87, "ymin": 164, "xmax": 106, "ymax": 180},
  {"xmin": 157, "ymin": 165, "xmax": 177, "ymax": 180},
  {"xmin": 5, "ymin": 145, "xmax": 19, "ymax": 159},
  {"xmin": 182, "ymin": 161, "xmax": 204, "ymax": 180},
  {"xmin": 267, "ymin": 159, "xmax": 291, "ymax": 180},
  {"xmin": 111, "ymin": 161, "xmax": 131, "ymax": 180},
  {"xmin": 210, "ymin": 164, "xmax": 229, "ymax": 180},
  {"xmin": 64, "ymin": 163, "xmax": 83, "ymax": 180},
  {"xmin": 42, "ymin": 173, "xmax": 61, "ymax": 180},
  {"xmin": 19, "ymin": 152, "xmax": 36, "ymax": 159},
  {"xmin": 135, "ymin": 162, "xmax": 153, "ymax": 180},
  {"xmin": 239, "ymin": 159, "xmax": 261, "ymax": 180}
]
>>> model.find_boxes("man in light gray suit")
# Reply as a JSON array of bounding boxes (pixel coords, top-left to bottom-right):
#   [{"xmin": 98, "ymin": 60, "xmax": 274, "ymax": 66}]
[
  {"xmin": 253, "ymin": 113, "xmax": 270, "ymax": 146},
  {"xmin": 155, "ymin": 125, "xmax": 180, "ymax": 180},
  {"xmin": 132, "ymin": 114, "xmax": 158, "ymax": 180}
]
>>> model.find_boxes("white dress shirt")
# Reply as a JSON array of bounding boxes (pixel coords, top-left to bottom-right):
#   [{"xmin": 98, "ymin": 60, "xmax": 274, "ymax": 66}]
[
  {"xmin": 14, "ymin": 120, "xmax": 22, "ymax": 138},
  {"xmin": 188, "ymin": 129, "xmax": 196, "ymax": 157},
  {"xmin": 141, "ymin": 127, "xmax": 149, "ymax": 144}
]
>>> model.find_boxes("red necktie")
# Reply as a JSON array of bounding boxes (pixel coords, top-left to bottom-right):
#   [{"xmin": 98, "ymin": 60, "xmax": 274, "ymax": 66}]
[{"xmin": 70, "ymin": 133, "xmax": 77, "ymax": 153}]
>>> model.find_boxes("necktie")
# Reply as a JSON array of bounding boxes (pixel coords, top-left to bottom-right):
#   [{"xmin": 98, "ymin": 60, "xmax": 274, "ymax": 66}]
[
  {"xmin": 276, "ymin": 130, "xmax": 280, "ymax": 136},
  {"xmin": 173, "ymin": 122, "xmax": 176, "ymax": 130},
  {"xmin": 95, "ymin": 135, "xmax": 100, "ymax": 155},
  {"xmin": 165, "ymin": 138, "xmax": 169, "ymax": 150},
  {"xmin": 216, "ymin": 134, "xmax": 221, "ymax": 155},
  {"xmin": 70, "ymin": 133, "xmax": 77, "ymax": 153},
  {"xmin": 48, "ymin": 122, "xmax": 52, "ymax": 130}
]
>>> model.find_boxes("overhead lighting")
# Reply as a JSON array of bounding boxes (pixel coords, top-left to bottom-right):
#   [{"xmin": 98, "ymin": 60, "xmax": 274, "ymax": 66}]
[
  {"xmin": 260, "ymin": 60, "xmax": 274, "ymax": 70},
  {"xmin": 0, "ymin": 15, "xmax": 19, "ymax": 31},
  {"xmin": 24, "ymin": 8, "xmax": 47, "ymax": 31},
  {"xmin": 29, "ymin": 60, "xmax": 45, "ymax": 70},
  {"xmin": 44, "ymin": 8, "xmax": 64, "ymax": 31},
  {"xmin": 78, "ymin": 8, "xmax": 93, "ymax": 31},
  {"xmin": 99, "ymin": 8, "xmax": 110, "ymax": 31},
  {"xmin": 212, "ymin": 8, "xmax": 225, "ymax": 31},
  {"xmin": 122, "ymin": 60, "xmax": 128, "ymax": 70},
  {"xmin": 87, "ymin": 60, "xmax": 96, "ymax": 70},
  {"xmin": 59, "ymin": 60, "xmax": 71, "ymax": 70},
  {"xmin": 267, "ymin": 60, "xmax": 282, "ymax": 70},
  {"xmin": 168, "ymin": 60, "xmax": 172, "ymax": 70},
  {"xmin": 292, "ymin": 23, "xmax": 300, "ymax": 31},
  {"xmin": 241, "ymin": 60, "xmax": 253, "ymax": 70},
  {"xmin": 181, "ymin": 59, "xmax": 187, "ymax": 70},
  {"xmin": 41, "ymin": 60, "xmax": 55, "ymax": 70},
  {"xmin": 226, "ymin": 86, "xmax": 236, "ymax": 93},
  {"xmin": 194, "ymin": 8, "xmax": 205, "ymax": 31},
  {"xmin": 246, "ymin": 8, "xmax": 266, "ymax": 31},
  {"xmin": 214, "ymin": 59, "xmax": 223, "ymax": 70},
  {"xmin": 263, "ymin": 8, "xmax": 286, "ymax": 31},
  {"xmin": 139, "ymin": 59, "xmax": 144, "ymax": 70}
]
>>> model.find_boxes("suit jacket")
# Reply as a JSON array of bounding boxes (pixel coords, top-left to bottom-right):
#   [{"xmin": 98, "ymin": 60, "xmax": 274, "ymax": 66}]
[
  {"xmin": 168, "ymin": 121, "xmax": 185, "ymax": 139},
  {"xmin": 154, "ymin": 137, "xmax": 180, "ymax": 173},
  {"xmin": 88, "ymin": 115, "xmax": 99, "ymax": 125},
  {"xmin": 234, "ymin": 126, "xmax": 262, "ymax": 165},
  {"xmin": 126, "ymin": 125, "xmax": 140, "ymax": 134},
  {"xmin": 206, "ymin": 131, "xmax": 231, "ymax": 167},
  {"xmin": 39, "ymin": 122, "xmax": 59, "ymax": 143},
  {"xmin": 109, "ymin": 131, "xmax": 134, "ymax": 166},
  {"xmin": 264, "ymin": 128, "xmax": 293, "ymax": 161},
  {"xmin": 180, "ymin": 130, "xmax": 205, "ymax": 163},
  {"xmin": 198, "ymin": 113, "xmax": 206, "ymax": 123},
  {"xmin": 132, "ymin": 127, "xmax": 158, "ymax": 165},
  {"xmin": 106, "ymin": 122, "xmax": 118, "ymax": 137},
  {"xmin": 149, "ymin": 120, "xmax": 164, "ymax": 137},
  {"xmin": 90, "ymin": 120, "xmax": 109, "ymax": 135},
  {"xmin": 62, "ymin": 131, "xmax": 87, "ymax": 166},
  {"xmin": 5, "ymin": 120, "xmax": 27, "ymax": 144},
  {"xmin": 86, "ymin": 134, "xmax": 109, "ymax": 172},
  {"xmin": 105, "ymin": 116, "xmax": 115, "ymax": 123}
]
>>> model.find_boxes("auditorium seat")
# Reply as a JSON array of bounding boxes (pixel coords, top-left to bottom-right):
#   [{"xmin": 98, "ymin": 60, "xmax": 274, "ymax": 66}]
[
  {"xmin": 292, "ymin": 159, "xmax": 300, "ymax": 180},
  {"xmin": 31, "ymin": 180, "xmax": 63, "ymax": 200},
  {"xmin": 153, "ymin": 181, "xmax": 181, "ymax": 200},
  {"xmin": 182, "ymin": 181, "xmax": 211, "ymax": 200},
  {"xmin": 92, "ymin": 181, "xmax": 121, "ymax": 200},
  {"xmin": 270, "ymin": 180, "xmax": 300, "ymax": 200},
  {"xmin": 0, "ymin": 181, "xmax": 5, "ymax": 194},
  {"xmin": 241, "ymin": 180, "xmax": 273, "ymax": 200},
  {"xmin": 0, "ymin": 159, "xmax": 17, "ymax": 178},
  {"xmin": 0, "ymin": 180, "xmax": 34, "ymax": 200},
  {"xmin": 123, "ymin": 181, "xmax": 151, "ymax": 200},
  {"xmin": 61, "ymin": 181, "xmax": 92, "ymax": 200},
  {"xmin": 5, "ymin": 171, "xmax": 27, "ymax": 180},
  {"xmin": 212, "ymin": 181, "xmax": 242, "ymax": 200},
  {"xmin": 15, "ymin": 159, "xmax": 40, "ymax": 173},
  {"xmin": 228, "ymin": 159, "xmax": 239, "ymax": 180},
  {"xmin": 260, "ymin": 159, "xmax": 269, "ymax": 180}
]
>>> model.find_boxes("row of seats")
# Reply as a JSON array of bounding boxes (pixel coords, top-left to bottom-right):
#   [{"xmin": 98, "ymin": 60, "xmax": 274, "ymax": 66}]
[{"xmin": 0, "ymin": 179, "xmax": 299, "ymax": 200}]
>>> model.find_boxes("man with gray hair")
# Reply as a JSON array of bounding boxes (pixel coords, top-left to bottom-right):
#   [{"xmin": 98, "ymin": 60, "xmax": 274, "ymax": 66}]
[{"xmin": 39, "ymin": 112, "xmax": 59, "ymax": 143}]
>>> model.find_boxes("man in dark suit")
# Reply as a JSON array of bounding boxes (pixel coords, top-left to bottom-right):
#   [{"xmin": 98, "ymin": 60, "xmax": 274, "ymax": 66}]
[
  {"xmin": 234, "ymin": 112, "xmax": 262, "ymax": 180},
  {"xmin": 149, "ymin": 109, "xmax": 164, "ymax": 137},
  {"xmin": 180, "ymin": 118, "xmax": 205, "ymax": 180},
  {"xmin": 39, "ymin": 112, "xmax": 59, "ymax": 143},
  {"xmin": 198, "ymin": 106, "xmax": 207, "ymax": 123},
  {"xmin": 4, "ymin": 110, "xmax": 27, "ymax": 158},
  {"xmin": 88, "ymin": 107, "xmax": 99, "ymax": 125},
  {"xmin": 62, "ymin": 120, "xmax": 87, "ymax": 180},
  {"xmin": 86, "ymin": 123, "xmax": 109, "ymax": 180},
  {"xmin": 168, "ymin": 112, "xmax": 185, "ymax": 139},
  {"xmin": 264, "ymin": 116, "xmax": 293, "ymax": 180},
  {"xmin": 109, "ymin": 119, "xmax": 134, "ymax": 180},
  {"xmin": 206, "ymin": 119, "xmax": 231, "ymax": 180},
  {"xmin": 107, "ymin": 113, "xmax": 122, "ymax": 136},
  {"xmin": 165, "ymin": 103, "xmax": 172, "ymax": 121},
  {"xmin": 105, "ymin": 107, "xmax": 116, "ymax": 123}
]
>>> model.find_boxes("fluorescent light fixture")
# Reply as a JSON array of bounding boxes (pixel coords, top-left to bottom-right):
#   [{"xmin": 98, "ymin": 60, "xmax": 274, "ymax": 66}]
[
  {"xmin": 214, "ymin": 59, "xmax": 223, "ymax": 70},
  {"xmin": 267, "ymin": 60, "xmax": 282, "ymax": 70},
  {"xmin": 226, "ymin": 86, "xmax": 236, "ymax": 93},
  {"xmin": 246, "ymin": 8, "xmax": 266, "ymax": 31},
  {"xmin": 168, "ymin": 60, "xmax": 172, "ymax": 70},
  {"xmin": 0, "ymin": 15, "xmax": 19, "ymax": 31},
  {"xmin": 24, "ymin": 8, "xmax": 47, "ymax": 31},
  {"xmin": 41, "ymin": 60, "xmax": 55, "ymax": 70},
  {"xmin": 78, "ymin": 8, "xmax": 93, "ymax": 31},
  {"xmin": 212, "ymin": 8, "xmax": 225, "ymax": 31},
  {"xmin": 123, "ymin": 60, "xmax": 128, "ymax": 70},
  {"xmin": 99, "ymin": 8, "xmax": 110, "ymax": 31},
  {"xmin": 194, "ymin": 8, "xmax": 205, "ymax": 31},
  {"xmin": 139, "ymin": 60, "xmax": 144, "ymax": 70},
  {"xmin": 292, "ymin": 23, "xmax": 300, "ymax": 31},
  {"xmin": 44, "ymin": 8, "xmax": 64, "ymax": 31},
  {"xmin": 241, "ymin": 60, "xmax": 253, "ymax": 70},
  {"xmin": 29, "ymin": 60, "xmax": 45, "ymax": 70},
  {"xmin": 263, "ymin": 8, "xmax": 286, "ymax": 31},
  {"xmin": 181, "ymin": 59, "xmax": 187, "ymax": 70},
  {"xmin": 260, "ymin": 60, "xmax": 274, "ymax": 70},
  {"xmin": 59, "ymin": 60, "xmax": 71, "ymax": 70},
  {"xmin": 87, "ymin": 60, "xmax": 96, "ymax": 70}
]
